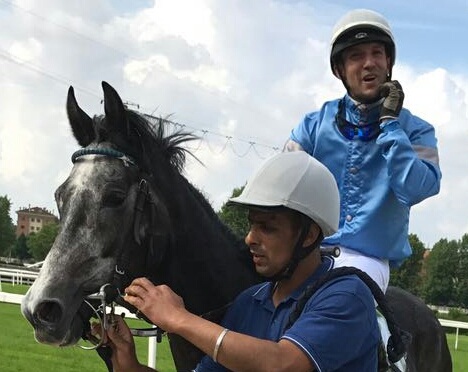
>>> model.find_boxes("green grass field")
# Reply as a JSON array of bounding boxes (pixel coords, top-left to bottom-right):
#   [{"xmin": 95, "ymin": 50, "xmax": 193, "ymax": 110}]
[
  {"xmin": 1, "ymin": 282, "xmax": 29, "ymax": 295},
  {"xmin": 0, "ymin": 284, "xmax": 175, "ymax": 371},
  {"xmin": 1, "ymin": 284, "xmax": 468, "ymax": 371},
  {"xmin": 446, "ymin": 333, "xmax": 468, "ymax": 372}
]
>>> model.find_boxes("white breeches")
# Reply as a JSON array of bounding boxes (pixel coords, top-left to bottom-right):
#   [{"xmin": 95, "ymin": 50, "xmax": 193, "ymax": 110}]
[{"xmin": 332, "ymin": 247, "xmax": 390, "ymax": 293}]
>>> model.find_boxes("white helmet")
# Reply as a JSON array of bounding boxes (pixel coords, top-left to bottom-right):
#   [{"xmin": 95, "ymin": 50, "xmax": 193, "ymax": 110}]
[
  {"xmin": 330, "ymin": 9, "xmax": 396, "ymax": 75},
  {"xmin": 228, "ymin": 151, "xmax": 339, "ymax": 237}
]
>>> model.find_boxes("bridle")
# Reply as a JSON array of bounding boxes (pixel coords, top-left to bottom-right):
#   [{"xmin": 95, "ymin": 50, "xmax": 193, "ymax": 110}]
[
  {"xmin": 70, "ymin": 146, "xmax": 233, "ymax": 370},
  {"xmin": 71, "ymin": 147, "xmax": 167, "ymax": 349}
]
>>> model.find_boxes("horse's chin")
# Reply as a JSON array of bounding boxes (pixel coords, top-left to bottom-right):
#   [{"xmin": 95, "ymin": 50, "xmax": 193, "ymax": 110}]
[{"xmin": 33, "ymin": 315, "xmax": 85, "ymax": 347}]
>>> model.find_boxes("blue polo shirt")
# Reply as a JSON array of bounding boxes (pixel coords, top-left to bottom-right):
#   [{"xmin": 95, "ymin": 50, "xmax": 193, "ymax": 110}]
[{"xmin": 195, "ymin": 256, "xmax": 379, "ymax": 371}]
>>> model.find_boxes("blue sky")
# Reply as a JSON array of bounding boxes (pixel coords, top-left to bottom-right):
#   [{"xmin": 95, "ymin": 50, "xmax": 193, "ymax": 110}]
[
  {"xmin": 0, "ymin": 0, "xmax": 467, "ymax": 247},
  {"xmin": 289, "ymin": 0, "xmax": 468, "ymax": 72}
]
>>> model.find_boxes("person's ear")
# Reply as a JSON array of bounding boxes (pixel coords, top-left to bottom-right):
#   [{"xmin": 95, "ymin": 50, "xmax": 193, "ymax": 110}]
[
  {"xmin": 302, "ymin": 223, "xmax": 321, "ymax": 247},
  {"xmin": 333, "ymin": 63, "xmax": 344, "ymax": 80}
]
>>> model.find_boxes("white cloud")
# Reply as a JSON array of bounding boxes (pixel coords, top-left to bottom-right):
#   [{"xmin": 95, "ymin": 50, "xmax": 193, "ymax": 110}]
[
  {"xmin": 0, "ymin": 85, "xmax": 34, "ymax": 181},
  {"xmin": 394, "ymin": 65, "xmax": 468, "ymax": 246},
  {"xmin": 129, "ymin": 0, "xmax": 214, "ymax": 49},
  {"xmin": 9, "ymin": 37, "xmax": 43, "ymax": 62},
  {"xmin": 124, "ymin": 55, "xmax": 230, "ymax": 92},
  {"xmin": 0, "ymin": 122, "xmax": 34, "ymax": 181},
  {"xmin": 1, "ymin": 0, "xmax": 467, "ymax": 248}
]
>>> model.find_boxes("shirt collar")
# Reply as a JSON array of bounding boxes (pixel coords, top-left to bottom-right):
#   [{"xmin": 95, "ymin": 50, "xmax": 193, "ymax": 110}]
[
  {"xmin": 345, "ymin": 94, "xmax": 384, "ymax": 110},
  {"xmin": 253, "ymin": 256, "xmax": 335, "ymax": 303}
]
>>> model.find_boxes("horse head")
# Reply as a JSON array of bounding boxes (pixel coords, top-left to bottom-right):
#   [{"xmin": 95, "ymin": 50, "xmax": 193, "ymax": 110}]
[
  {"xmin": 21, "ymin": 82, "xmax": 176, "ymax": 346},
  {"xmin": 21, "ymin": 83, "xmax": 258, "ymax": 366}
]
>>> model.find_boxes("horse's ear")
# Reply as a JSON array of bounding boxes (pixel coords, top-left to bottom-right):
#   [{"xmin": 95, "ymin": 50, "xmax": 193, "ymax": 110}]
[
  {"xmin": 66, "ymin": 86, "xmax": 95, "ymax": 147},
  {"xmin": 102, "ymin": 81, "xmax": 130, "ymax": 136}
]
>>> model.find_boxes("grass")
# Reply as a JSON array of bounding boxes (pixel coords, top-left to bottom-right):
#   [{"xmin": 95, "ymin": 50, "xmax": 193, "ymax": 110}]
[
  {"xmin": 2, "ymin": 284, "xmax": 468, "ymax": 371},
  {"xmin": 0, "ymin": 284, "xmax": 176, "ymax": 372},
  {"xmin": 447, "ymin": 333, "xmax": 468, "ymax": 371},
  {"xmin": 1, "ymin": 282, "xmax": 30, "ymax": 295}
]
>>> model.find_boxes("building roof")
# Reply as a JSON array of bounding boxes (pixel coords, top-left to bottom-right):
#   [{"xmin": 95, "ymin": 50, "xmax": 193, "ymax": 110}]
[{"xmin": 16, "ymin": 206, "xmax": 57, "ymax": 217}]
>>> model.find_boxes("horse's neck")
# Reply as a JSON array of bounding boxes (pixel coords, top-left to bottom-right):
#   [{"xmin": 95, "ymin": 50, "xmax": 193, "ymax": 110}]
[{"xmin": 166, "ymin": 180, "xmax": 259, "ymax": 315}]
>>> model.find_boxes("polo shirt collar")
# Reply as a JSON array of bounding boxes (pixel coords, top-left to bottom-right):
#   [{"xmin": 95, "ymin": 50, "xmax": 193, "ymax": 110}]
[{"xmin": 253, "ymin": 256, "xmax": 335, "ymax": 303}]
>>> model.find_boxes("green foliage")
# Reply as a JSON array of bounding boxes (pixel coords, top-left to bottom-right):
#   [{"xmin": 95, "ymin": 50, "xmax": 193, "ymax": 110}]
[
  {"xmin": 424, "ymin": 238, "xmax": 460, "ymax": 305},
  {"xmin": 0, "ymin": 195, "xmax": 16, "ymax": 256},
  {"xmin": 390, "ymin": 234, "xmax": 425, "ymax": 296},
  {"xmin": 457, "ymin": 234, "xmax": 468, "ymax": 307},
  {"xmin": 448, "ymin": 308, "xmax": 464, "ymax": 320},
  {"xmin": 28, "ymin": 222, "xmax": 59, "ymax": 260},
  {"xmin": 13, "ymin": 234, "xmax": 31, "ymax": 260},
  {"xmin": 217, "ymin": 186, "xmax": 249, "ymax": 238}
]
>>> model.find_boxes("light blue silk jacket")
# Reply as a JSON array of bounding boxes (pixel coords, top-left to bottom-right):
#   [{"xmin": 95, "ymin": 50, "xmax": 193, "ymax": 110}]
[{"xmin": 287, "ymin": 95, "xmax": 441, "ymax": 267}]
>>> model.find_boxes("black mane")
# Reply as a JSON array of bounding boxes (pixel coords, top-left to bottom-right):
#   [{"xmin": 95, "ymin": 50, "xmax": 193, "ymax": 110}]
[
  {"xmin": 95, "ymin": 107, "xmax": 251, "ymax": 276},
  {"xmin": 93, "ymin": 110, "xmax": 196, "ymax": 175}
]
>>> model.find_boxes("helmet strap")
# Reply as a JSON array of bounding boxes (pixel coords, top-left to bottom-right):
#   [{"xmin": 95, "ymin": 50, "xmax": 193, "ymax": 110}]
[
  {"xmin": 333, "ymin": 61, "xmax": 352, "ymax": 95},
  {"xmin": 268, "ymin": 216, "xmax": 320, "ymax": 283}
]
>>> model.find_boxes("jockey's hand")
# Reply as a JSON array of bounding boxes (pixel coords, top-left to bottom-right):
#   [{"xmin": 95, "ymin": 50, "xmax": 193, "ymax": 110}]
[
  {"xmin": 379, "ymin": 80, "xmax": 404, "ymax": 122},
  {"xmin": 124, "ymin": 278, "xmax": 187, "ymax": 333}
]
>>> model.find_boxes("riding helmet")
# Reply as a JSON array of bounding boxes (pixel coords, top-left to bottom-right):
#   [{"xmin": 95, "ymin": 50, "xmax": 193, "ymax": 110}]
[
  {"xmin": 228, "ymin": 151, "xmax": 339, "ymax": 237},
  {"xmin": 330, "ymin": 9, "xmax": 396, "ymax": 77}
]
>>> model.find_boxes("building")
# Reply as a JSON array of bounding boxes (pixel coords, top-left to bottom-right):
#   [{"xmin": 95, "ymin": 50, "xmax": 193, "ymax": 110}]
[{"xmin": 15, "ymin": 206, "xmax": 59, "ymax": 237}]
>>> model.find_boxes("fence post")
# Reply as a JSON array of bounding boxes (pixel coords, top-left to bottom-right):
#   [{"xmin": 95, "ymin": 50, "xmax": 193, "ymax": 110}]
[{"xmin": 147, "ymin": 326, "xmax": 157, "ymax": 368}]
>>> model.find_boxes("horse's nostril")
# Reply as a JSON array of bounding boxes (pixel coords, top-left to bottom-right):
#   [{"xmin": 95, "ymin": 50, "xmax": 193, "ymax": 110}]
[{"xmin": 34, "ymin": 301, "xmax": 63, "ymax": 324}]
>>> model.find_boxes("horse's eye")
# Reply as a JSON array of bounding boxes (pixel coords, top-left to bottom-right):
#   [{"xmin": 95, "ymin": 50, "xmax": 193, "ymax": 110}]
[{"xmin": 102, "ymin": 193, "xmax": 126, "ymax": 208}]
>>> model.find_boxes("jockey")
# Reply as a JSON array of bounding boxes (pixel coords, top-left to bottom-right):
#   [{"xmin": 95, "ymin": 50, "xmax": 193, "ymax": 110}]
[{"xmin": 284, "ymin": 8, "xmax": 442, "ymax": 293}]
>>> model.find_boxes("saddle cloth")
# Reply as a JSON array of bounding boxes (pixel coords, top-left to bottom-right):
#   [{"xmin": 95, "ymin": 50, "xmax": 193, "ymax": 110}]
[{"xmin": 377, "ymin": 311, "xmax": 407, "ymax": 372}]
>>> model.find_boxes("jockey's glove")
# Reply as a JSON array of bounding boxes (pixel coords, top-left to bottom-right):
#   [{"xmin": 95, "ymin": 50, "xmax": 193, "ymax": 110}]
[{"xmin": 379, "ymin": 80, "xmax": 404, "ymax": 122}]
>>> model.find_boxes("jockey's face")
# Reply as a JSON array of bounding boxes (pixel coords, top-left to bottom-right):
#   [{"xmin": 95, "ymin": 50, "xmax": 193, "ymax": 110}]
[
  {"xmin": 244, "ymin": 209, "xmax": 300, "ymax": 278},
  {"xmin": 337, "ymin": 42, "xmax": 390, "ymax": 103}
]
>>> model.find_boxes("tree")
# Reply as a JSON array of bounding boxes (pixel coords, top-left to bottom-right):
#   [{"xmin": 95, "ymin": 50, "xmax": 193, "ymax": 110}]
[
  {"xmin": 0, "ymin": 195, "xmax": 16, "ymax": 257},
  {"xmin": 456, "ymin": 234, "xmax": 468, "ymax": 307},
  {"xmin": 390, "ymin": 234, "xmax": 425, "ymax": 296},
  {"xmin": 423, "ymin": 238, "xmax": 459, "ymax": 305},
  {"xmin": 13, "ymin": 233, "xmax": 31, "ymax": 260},
  {"xmin": 217, "ymin": 186, "xmax": 249, "ymax": 238},
  {"xmin": 28, "ymin": 222, "xmax": 59, "ymax": 261}
]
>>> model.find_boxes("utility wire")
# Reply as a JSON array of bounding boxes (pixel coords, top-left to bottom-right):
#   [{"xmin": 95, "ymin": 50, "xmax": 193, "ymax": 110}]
[
  {"xmin": 0, "ymin": 0, "xmax": 286, "ymax": 144},
  {"xmin": 0, "ymin": 47, "xmax": 281, "ymax": 157},
  {"xmin": 0, "ymin": 0, "xmax": 259, "ymax": 112}
]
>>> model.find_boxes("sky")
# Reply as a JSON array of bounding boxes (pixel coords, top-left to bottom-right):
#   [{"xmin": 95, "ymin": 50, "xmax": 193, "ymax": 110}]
[{"xmin": 0, "ymin": 0, "xmax": 467, "ymax": 248}]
